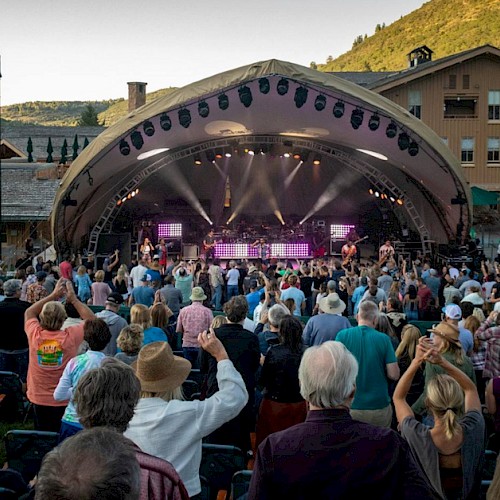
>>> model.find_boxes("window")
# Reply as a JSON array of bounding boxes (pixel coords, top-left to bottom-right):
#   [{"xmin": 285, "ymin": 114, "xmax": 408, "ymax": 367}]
[
  {"xmin": 489, "ymin": 91, "xmax": 500, "ymax": 120},
  {"xmin": 461, "ymin": 137, "xmax": 474, "ymax": 163},
  {"xmin": 444, "ymin": 97, "xmax": 477, "ymax": 118},
  {"xmin": 488, "ymin": 137, "xmax": 500, "ymax": 163},
  {"xmin": 449, "ymin": 75, "xmax": 457, "ymax": 89},
  {"xmin": 408, "ymin": 90, "xmax": 422, "ymax": 118},
  {"xmin": 462, "ymin": 75, "xmax": 470, "ymax": 89}
]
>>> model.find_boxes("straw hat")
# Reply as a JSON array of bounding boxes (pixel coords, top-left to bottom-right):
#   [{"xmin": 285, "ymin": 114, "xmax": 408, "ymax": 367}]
[
  {"xmin": 319, "ymin": 293, "xmax": 346, "ymax": 315},
  {"xmin": 429, "ymin": 322, "xmax": 462, "ymax": 348},
  {"xmin": 134, "ymin": 342, "xmax": 191, "ymax": 392},
  {"xmin": 190, "ymin": 286, "xmax": 207, "ymax": 302}
]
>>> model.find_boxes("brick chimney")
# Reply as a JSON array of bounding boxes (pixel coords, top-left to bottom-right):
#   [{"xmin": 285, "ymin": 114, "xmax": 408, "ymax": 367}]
[{"xmin": 127, "ymin": 82, "xmax": 147, "ymax": 112}]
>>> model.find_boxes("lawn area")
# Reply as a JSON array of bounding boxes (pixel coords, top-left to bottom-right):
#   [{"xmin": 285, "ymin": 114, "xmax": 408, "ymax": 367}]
[{"xmin": 0, "ymin": 418, "xmax": 35, "ymax": 465}]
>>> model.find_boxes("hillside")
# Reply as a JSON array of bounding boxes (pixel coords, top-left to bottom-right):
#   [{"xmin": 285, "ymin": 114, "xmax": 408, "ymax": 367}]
[
  {"xmin": 98, "ymin": 87, "xmax": 177, "ymax": 126},
  {"xmin": 1, "ymin": 100, "xmax": 122, "ymax": 127},
  {"xmin": 318, "ymin": 0, "xmax": 500, "ymax": 71}
]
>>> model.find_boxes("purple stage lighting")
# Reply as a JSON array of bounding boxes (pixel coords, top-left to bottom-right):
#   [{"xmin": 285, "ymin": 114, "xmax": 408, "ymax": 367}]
[{"xmin": 157, "ymin": 223, "xmax": 182, "ymax": 238}]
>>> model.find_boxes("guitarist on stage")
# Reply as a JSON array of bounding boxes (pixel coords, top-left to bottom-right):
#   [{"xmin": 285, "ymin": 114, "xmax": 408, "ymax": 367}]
[
  {"xmin": 379, "ymin": 239, "xmax": 395, "ymax": 265},
  {"xmin": 341, "ymin": 240, "xmax": 357, "ymax": 265},
  {"xmin": 203, "ymin": 229, "xmax": 218, "ymax": 260}
]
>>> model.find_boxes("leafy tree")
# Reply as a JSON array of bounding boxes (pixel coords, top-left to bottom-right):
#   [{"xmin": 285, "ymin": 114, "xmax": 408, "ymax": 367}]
[
  {"xmin": 309, "ymin": 61, "xmax": 318, "ymax": 70},
  {"xmin": 78, "ymin": 104, "xmax": 102, "ymax": 126},
  {"xmin": 326, "ymin": 55, "xmax": 333, "ymax": 63}
]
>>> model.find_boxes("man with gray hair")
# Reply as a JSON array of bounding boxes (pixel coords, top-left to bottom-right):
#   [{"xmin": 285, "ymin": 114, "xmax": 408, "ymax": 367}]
[
  {"xmin": 0, "ymin": 279, "xmax": 30, "ymax": 381},
  {"xmin": 255, "ymin": 303, "xmax": 290, "ymax": 355},
  {"xmin": 336, "ymin": 300, "xmax": 399, "ymax": 428},
  {"xmin": 249, "ymin": 341, "xmax": 431, "ymax": 499}
]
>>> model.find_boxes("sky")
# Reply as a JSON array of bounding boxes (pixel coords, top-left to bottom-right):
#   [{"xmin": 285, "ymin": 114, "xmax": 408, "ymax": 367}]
[{"xmin": 0, "ymin": 0, "xmax": 426, "ymax": 105}]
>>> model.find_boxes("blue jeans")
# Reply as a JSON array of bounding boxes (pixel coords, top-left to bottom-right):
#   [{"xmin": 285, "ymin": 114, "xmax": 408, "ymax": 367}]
[
  {"xmin": 0, "ymin": 350, "xmax": 29, "ymax": 382},
  {"xmin": 183, "ymin": 347, "xmax": 200, "ymax": 369},
  {"xmin": 227, "ymin": 284, "xmax": 239, "ymax": 300},
  {"xmin": 212, "ymin": 284, "xmax": 222, "ymax": 311}
]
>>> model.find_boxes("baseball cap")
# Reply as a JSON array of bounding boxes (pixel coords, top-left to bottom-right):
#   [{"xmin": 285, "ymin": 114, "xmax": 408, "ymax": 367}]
[
  {"xmin": 442, "ymin": 304, "xmax": 462, "ymax": 320},
  {"xmin": 381, "ymin": 267, "xmax": 389, "ymax": 273},
  {"xmin": 106, "ymin": 292, "xmax": 124, "ymax": 306},
  {"xmin": 153, "ymin": 255, "xmax": 160, "ymax": 260}
]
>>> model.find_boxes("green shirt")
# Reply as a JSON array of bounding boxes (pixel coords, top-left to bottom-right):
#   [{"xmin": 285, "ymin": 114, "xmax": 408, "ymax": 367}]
[{"xmin": 336, "ymin": 325, "xmax": 397, "ymax": 410}]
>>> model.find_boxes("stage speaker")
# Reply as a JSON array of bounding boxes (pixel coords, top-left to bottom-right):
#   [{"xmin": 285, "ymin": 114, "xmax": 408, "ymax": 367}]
[
  {"xmin": 96, "ymin": 233, "xmax": 131, "ymax": 265},
  {"xmin": 183, "ymin": 244, "xmax": 199, "ymax": 260}
]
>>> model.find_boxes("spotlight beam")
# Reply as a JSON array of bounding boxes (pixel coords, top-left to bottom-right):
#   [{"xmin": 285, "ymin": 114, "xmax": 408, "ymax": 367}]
[{"xmin": 284, "ymin": 161, "xmax": 303, "ymax": 190}]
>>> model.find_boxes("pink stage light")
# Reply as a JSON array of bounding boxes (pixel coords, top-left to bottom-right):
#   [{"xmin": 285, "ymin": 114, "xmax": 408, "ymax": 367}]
[
  {"xmin": 330, "ymin": 224, "xmax": 355, "ymax": 239},
  {"xmin": 158, "ymin": 223, "xmax": 182, "ymax": 238},
  {"xmin": 214, "ymin": 243, "xmax": 310, "ymax": 259}
]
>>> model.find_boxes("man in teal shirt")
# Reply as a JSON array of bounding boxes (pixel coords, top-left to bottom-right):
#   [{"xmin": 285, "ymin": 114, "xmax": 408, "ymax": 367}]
[{"xmin": 336, "ymin": 301, "xmax": 400, "ymax": 427}]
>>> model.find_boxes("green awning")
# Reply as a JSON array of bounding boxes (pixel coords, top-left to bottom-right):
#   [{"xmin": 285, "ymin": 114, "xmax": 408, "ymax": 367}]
[{"xmin": 471, "ymin": 186, "xmax": 499, "ymax": 206}]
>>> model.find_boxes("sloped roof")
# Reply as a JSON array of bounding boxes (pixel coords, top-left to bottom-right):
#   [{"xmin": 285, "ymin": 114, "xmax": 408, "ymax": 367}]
[
  {"xmin": 1, "ymin": 125, "xmax": 104, "ymax": 162},
  {"xmin": 328, "ymin": 71, "xmax": 398, "ymax": 88},
  {"xmin": 368, "ymin": 44, "xmax": 500, "ymax": 92},
  {"xmin": 1, "ymin": 163, "xmax": 60, "ymax": 220}
]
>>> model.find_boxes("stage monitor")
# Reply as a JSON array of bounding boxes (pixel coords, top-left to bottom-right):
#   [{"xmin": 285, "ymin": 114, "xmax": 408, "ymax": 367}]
[
  {"xmin": 330, "ymin": 224, "xmax": 355, "ymax": 240},
  {"xmin": 157, "ymin": 223, "xmax": 182, "ymax": 238}
]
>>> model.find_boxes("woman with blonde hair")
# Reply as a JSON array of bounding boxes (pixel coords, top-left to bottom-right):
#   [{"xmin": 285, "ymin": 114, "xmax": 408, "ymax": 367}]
[
  {"xmin": 411, "ymin": 322, "xmax": 475, "ymax": 417},
  {"xmin": 115, "ymin": 324, "xmax": 144, "ymax": 365},
  {"xmin": 113, "ymin": 266, "xmax": 130, "ymax": 300},
  {"xmin": 74, "ymin": 265, "xmax": 92, "ymax": 303},
  {"xmin": 91, "ymin": 270, "xmax": 112, "ymax": 306},
  {"xmin": 130, "ymin": 303, "xmax": 167, "ymax": 346},
  {"xmin": 394, "ymin": 338, "xmax": 485, "ymax": 499},
  {"xmin": 210, "ymin": 315, "xmax": 227, "ymax": 330}
]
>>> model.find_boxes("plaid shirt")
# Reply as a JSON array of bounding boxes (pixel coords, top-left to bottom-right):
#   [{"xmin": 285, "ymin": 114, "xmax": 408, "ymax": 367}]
[
  {"xmin": 470, "ymin": 339, "xmax": 487, "ymax": 371},
  {"xmin": 476, "ymin": 319, "xmax": 500, "ymax": 378}
]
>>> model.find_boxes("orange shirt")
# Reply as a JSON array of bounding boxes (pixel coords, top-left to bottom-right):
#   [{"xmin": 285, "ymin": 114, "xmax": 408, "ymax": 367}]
[{"xmin": 25, "ymin": 318, "xmax": 84, "ymax": 406}]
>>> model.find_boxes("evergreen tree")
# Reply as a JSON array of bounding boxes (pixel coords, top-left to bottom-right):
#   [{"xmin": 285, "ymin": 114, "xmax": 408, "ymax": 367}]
[{"xmin": 78, "ymin": 104, "xmax": 102, "ymax": 126}]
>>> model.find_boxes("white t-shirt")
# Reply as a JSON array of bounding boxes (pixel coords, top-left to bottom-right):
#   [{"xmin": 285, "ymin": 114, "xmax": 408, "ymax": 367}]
[{"xmin": 226, "ymin": 268, "xmax": 240, "ymax": 286}]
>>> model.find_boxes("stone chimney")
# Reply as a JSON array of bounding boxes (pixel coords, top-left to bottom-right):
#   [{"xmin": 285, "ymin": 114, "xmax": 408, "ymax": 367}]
[{"xmin": 127, "ymin": 82, "xmax": 147, "ymax": 112}]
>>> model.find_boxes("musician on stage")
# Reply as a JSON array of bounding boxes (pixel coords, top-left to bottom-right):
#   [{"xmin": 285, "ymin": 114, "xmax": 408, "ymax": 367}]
[
  {"xmin": 379, "ymin": 239, "xmax": 395, "ymax": 264},
  {"xmin": 341, "ymin": 240, "xmax": 357, "ymax": 265},
  {"xmin": 251, "ymin": 237, "xmax": 270, "ymax": 264},
  {"xmin": 203, "ymin": 229, "xmax": 217, "ymax": 260}
]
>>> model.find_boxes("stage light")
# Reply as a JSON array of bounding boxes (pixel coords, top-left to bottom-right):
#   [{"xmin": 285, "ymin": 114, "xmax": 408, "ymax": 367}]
[
  {"xmin": 119, "ymin": 139, "xmax": 130, "ymax": 156},
  {"xmin": 283, "ymin": 152, "xmax": 291, "ymax": 158},
  {"xmin": 238, "ymin": 85, "xmax": 253, "ymax": 107},
  {"xmin": 314, "ymin": 95, "xmax": 327, "ymax": 111},
  {"xmin": 160, "ymin": 113, "xmax": 172, "ymax": 131},
  {"xmin": 247, "ymin": 149, "xmax": 255, "ymax": 155},
  {"xmin": 294, "ymin": 86, "xmax": 308, "ymax": 108},
  {"xmin": 408, "ymin": 141, "xmax": 419, "ymax": 156},
  {"xmin": 333, "ymin": 100, "xmax": 344, "ymax": 118},
  {"xmin": 375, "ymin": 191, "xmax": 380, "ymax": 197},
  {"xmin": 398, "ymin": 132, "xmax": 410, "ymax": 151},
  {"xmin": 218, "ymin": 93, "xmax": 229, "ymax": 110},
  {"xmin": 198, "ymin": 101, "xmax": 210, "ymax": 118},
  {"xmin": 127, "ymin": 193, "xmax": 132, "ymax": 199},
  {"xmin": 206, "ymin": 150, "xmax": 216, "ymax": 163},
  {"xmin": 396, "ymin": 198, "xmax": 404, "ymax": 205},
  {"xmin": 260, "ymin": 144, "xmax": 269, "ymax": 154},
  {"xmin": 178, "ymin": 108, "xmax": 191, "ymax": 128},
  {"xmin": 277, "ymin": 78, "xmax": 289, "ymax": 96},
  {"xmin": 225, "ymin": 152, "xmax": 232, "ymax": 158},
  {"xmin": 143, "ymin": 120, "xmax": 155, "ymax": 137},
  {"xmin": 130, "ymin": 130, "xmax": 144, "ymax": 150},
  {"xmin": 293, "ymin": 151, "xmax": 301, "ymax": 160},
  {"xmin": 350, "ymin": 108, "xmax": 364, "ymax": 129},
  {"xmin": 368, "ymin": 113, "xmax": 380, "ymax": 131},
  {"xmin": 369, "ymin": 188, "xmax": 374, "ymax": 195},
  {"xmin": 313, "ymin": 154, "xmax": 321, "ymax": 165},
  {"xmin": 215, "ymin": 149, "xmax": 223, "ymax": 159},
  {"xmin": 117, "ymin": 199, "xmax": 122, "ymax": 206},
  {"xmin": 386, "ymin": 121, "xmax": 397, "ymax": 138},
  {"xmin": 259, "ymin": 78, "xmax": 270, "ymax": 94},
  {"xmin": 390, "ymin": 196, "xmax": 396, "ymax": 202},
  {"xmin": 194, "ymin": 155, "xmax": 202, "ymax": 165}
]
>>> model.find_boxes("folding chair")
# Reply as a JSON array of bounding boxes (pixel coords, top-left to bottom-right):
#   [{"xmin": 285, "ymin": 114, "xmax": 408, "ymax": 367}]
[
  {"xmin": 4, "ymin": 430, "xmax": 59, "ymax": 482},
  {"xmin": 231, "ymin": 470, "xmax": 253, "ymax": 500},
  {"xmin": 199, "ymin": 444, "xmax": 246, "ymax": 500},
  {"xmin": 188, "ymin": 368, "xmax": 203, "ymax": 387},
  {"xmin": 482, "ymin": 449, "xmax": 498, "ymax": 481},
  {"xmin": 0, "ymin": 487, "xmax": 17, "ymax": 500},
  {"xmin": 480, "ymin": 480, "xmax": 491, "ymax": 499},
  {"xmin": 0, "ymin": 371, "xmax": 30, "ymax": 422},
  {"xmin": 182, "ymin": 379, "xmax": 200, "ymax": 400}
]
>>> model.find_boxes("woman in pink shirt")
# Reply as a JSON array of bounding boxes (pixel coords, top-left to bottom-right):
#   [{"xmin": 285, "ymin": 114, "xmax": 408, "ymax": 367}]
[{"xmin": 91, "ymin": 270, "xmax": 112, "ymax": 306}]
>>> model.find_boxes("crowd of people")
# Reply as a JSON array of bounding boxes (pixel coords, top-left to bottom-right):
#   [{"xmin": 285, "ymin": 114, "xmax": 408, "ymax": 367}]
[{"xmin": 1, "ymin": 245, "xmax": 500, "ymax": 499}]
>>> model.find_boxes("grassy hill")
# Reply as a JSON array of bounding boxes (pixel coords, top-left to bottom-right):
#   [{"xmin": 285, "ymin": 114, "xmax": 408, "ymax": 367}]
[
  {"xmin": 318, "ymin": 0, "xmax": 500, "ymax": 71},
  {"xmin": 98, "ymin": 87, "xmax": 177, "ymax": 126}
]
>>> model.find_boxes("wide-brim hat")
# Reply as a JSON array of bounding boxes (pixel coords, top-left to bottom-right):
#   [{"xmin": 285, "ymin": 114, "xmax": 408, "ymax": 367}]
[
  {"xmin": 133, "ymin": 342, "xmax": 191, "ymax": 392},
  {"xmin": 248, "ymin": 266, "xmax": 258, "ymax": 274},
  {"xmin": 461, "ymin": 292, "xmax": 484, "ymax": 306},
  {"xmin": 190, "ymin": 286, "xmax": 207, "ymax": 301},
  {"xmin": 319, "ymin": 293, "xmax": 346, "ymax": 314},
  {"xmin": 429, "ymin": 322, "xmax": 462, "ymax": 348}
]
